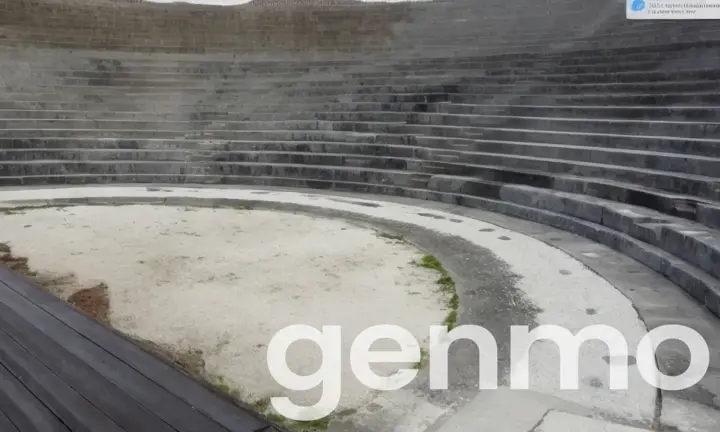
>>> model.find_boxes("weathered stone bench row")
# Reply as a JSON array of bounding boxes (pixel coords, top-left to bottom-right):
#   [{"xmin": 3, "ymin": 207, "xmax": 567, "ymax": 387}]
[
  {"xmin": 4, "ymin": 89, "xmax": 718, "ymax": 108},
  {"xmin": 2, "ymin": 102, "xmax": 715, "ymax": 121},
  {"xmin": 13, "ymin": 67, "xmax": 720, "ymax": 89},
  {"xmin": 500, "ymin": 185, "xmax": 720, "ymax": 277},
  {"xmin": 9, "ymin": 46, "xmax": 709, "ymax": 73},
  {"xmin": 0, "ymin": 140, "xmax": 716, "ymax": 176},
  {"xmin": 5, "ymin": 79, "xmax": 716, "ymax": 99},
  {"xmin": 0, "ymin": 113, "xmax": 711, "ymax": 137},
  {"xmin": 1, "ymin": 113, "xmax": 716, "ymax": 151},
  {"xmin": 6, "ymin": 40, "xmax": 715, "ymax": 80},
  {"xmin": 0, "ymin": 146, "xmax": 715, "ymax": 200},
  {"xmin": 2, "ymin": 123, "xmax": 717, "ymax": 154},
  {"xmin": 0, "ymin": 160, "xmax": 711, "ymax": 225},
  {"xmin": 10, "ymin": 61, "xmax": 682, "ymax": 82},
  {"xmin": 8, "ymin": 79, "xmax": 715, "ymax": 102}
]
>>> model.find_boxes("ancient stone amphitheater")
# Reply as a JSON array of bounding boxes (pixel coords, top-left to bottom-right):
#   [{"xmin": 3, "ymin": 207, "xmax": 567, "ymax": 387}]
[{"xmin": 1, "ymin": 0, "xmax": 720, "ymax": 431}]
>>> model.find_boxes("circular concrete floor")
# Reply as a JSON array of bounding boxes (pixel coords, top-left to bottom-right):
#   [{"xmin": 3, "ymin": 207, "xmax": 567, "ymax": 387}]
[
  {"xmin": 0, "ymin": 205, "xmax": 451, "ymax": 409},
  {"xmin": 0, "ymin": 187, "xmax": 661, "ymax": 430}
]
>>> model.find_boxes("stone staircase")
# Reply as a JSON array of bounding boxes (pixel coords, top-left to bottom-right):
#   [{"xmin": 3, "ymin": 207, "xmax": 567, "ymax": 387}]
[{"xmin": 1, "ymin": 0, "xmax": 720, "ymax": 323}]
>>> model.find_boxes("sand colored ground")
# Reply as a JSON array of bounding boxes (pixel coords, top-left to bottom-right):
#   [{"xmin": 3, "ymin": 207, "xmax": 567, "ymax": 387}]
[{"xmin": 0, "ymin": 205, "xmax": 448, "ymax": 410}]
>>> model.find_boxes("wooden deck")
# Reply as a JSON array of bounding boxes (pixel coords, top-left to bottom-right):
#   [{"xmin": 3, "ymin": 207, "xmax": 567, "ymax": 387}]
[{"xmin": 0, "ymin": 266, "xmax": 281, "ymax": 432}]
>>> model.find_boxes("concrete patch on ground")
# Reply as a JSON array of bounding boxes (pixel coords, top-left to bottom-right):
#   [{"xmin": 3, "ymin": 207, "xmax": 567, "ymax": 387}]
[
  {"xmin": 332, "ymin": 389, "xmax": 448, "ymax": 432},
  {"xmin": 431, "ymin": 388, "xmax": 585, "ymax": 432},
  {"xmin": 661, "ymin": 396, "xmax": 720, "ymax": 432},
  {"xmin": 535, "ymin": 411, "xmax": 650, "ymax": 432}
]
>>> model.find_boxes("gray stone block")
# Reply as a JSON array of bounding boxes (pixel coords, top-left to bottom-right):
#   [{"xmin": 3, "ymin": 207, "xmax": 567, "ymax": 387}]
[{"xmin": 698, "ymin": 203, "xmax": 720, "ymax": 230}]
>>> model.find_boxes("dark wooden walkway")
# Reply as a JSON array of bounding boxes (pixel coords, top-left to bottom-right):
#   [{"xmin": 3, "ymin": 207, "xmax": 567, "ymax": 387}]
[{"xmin": 0, "ymin": 266, "xmax": 281, "ymax": 432}]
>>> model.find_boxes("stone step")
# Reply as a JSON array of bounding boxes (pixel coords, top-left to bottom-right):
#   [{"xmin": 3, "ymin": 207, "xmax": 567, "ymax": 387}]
[
  {"xmin": 0, "ymin": 149, "xmax": 414, "ymax": 170},
  {"xmin": 1, "ymin": 43, "xmax": 701, "ymax": 63},
  {"xmin": 3, "ymin": 132, "xmax": 717, "ymax": 173},
  {"xmin": 499, "ymin": 184, "xmax": 720, "ymax": 278},
  {"xmin": 0, "ymin": 148, "xmax": 422, "ymax": 169},
  {"xmin": 4, "ymin": 137, "xmax": 717, "ymax": 177},
  {"xmin": 426, "ymin": 179, "xmax": 720, "ymax": 317},
  {"xmin": 12, "ymin": 57, "xmax": 679, "ymax": 80},
  {"xmin": 0, "ymin": 119, "xmax": 337, "ymax": 132},
  {"xmin": 5, "ymin": 78, "xmax": 717, "ymax": 95},
  {"xmin": 4, "ymin": 90, "xmax": 717, "ymax": 109},
  {"xmin": 0, "ymin": 105, "xmax": 433, "ymax": 120},
  {"xmin": 3, "ymin": 102, "xmax": 715, "ymax": 122},
  {"xmin": 452, "ymin": 92, "xmax": 720, "ymax": 106},
  {"xmin": 1, "ymin": 115, "xmax": 714, "ymax": 141},
  {"xmin": 13, "ymin": 56, "xmax": 719, "ymax": 79},
  {"xmin": 417, "ymin": 139, "xmax": 720, "ymax": 177},
  {"xmin": 0, "ymin": 161, "xmax": 432, "ymax": 190},
  {"xmin": 440, "ymin": 104, "xmax": 720, "ymax": 122},
  {"xmin": 417, "ymin": 129, "xmax": 720, "ymax": 158},
  {"xmin": 0, "ymin": 98, "xmax": 363, "ymax": 111},
  {"xmin": 414, "ymin": 156, "xmax": 719, "ymax": 202},
  {"xmin": 4, "ymin": 38, "xmax": 716, "ymax": 67},
  {"xmin": 0, "ymin": 131, "xmax": 412, "ymax": 145},
  {"xmin": 8, "ymin": 71, "xmax": 706, "ymax": 90},
  {"xmin": 6, "ymin": 49, "xmax": 697, "ymax": 76},
  {"xmin": 358, "ymin": 60, "xmax": 671, "ymax": 78},
  {"xmin": 12, "ymin": 67, "xmax": 720, "ymax": 89},
  {"xmin": 0, "ymin": 120, "xmax": 710, "ymax": 157},
  {"xmin": 0, "ymin": 131, "xmax": 715, "ymax": 202},
  {"xmin": 3, "ymin": 116, "xmax": 713, "ymax": 162},
  {"xmin": 0, "ymin": 50, "xmax": 674, "ymax": 71},
  {"xmin": 0, "ymin": 141, "xmax": 416, "ymax": 156},
  {"xmin": 535, "ymin": 412, "xmax": 651, "ymax": 432},
  {"xmin": 433, "ymin": 169, "xmax": 718, "ymax": 224},
  {"xmin": 313, "ymin": 112, "xmax": 718, "ymax": 137}
]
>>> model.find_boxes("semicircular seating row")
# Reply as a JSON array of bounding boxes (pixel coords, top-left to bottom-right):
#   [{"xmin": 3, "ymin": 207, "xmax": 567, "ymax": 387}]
[{"xmin": 1, "ymin": 0, "xmax": 720, "ymax": 317}]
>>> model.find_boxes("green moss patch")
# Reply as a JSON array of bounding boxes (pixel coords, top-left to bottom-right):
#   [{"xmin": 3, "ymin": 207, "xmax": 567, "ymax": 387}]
[{"xmin": 414, "ymin": 254, "xmax": 459, "ymax": 330}]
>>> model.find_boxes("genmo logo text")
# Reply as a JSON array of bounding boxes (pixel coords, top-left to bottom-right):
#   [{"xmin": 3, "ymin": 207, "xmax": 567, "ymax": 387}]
[{"xmin": 265, "ymin": 324, "xmax": 709, "ymax": 421}]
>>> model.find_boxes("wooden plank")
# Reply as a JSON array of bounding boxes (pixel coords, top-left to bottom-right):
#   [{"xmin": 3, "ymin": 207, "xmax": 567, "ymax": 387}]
[
  {"xmin": 0, "ymin": 290, "xmax": 173, "ymax": 432},
  {"xmin": 0, "ymin": 406, "xmax": 20, "ymax": 432},
  {"xmin": 0, "ymin": 362, "xmax": 70, "ymax": 432},
  {"xmin": 0, "ymin": 278, "xmax": 230, "ymax": 432},
  {"xmin": 0, "ymin": 267, "xmax": 269, "ymax": 432},
  {"xmin": 0, "ymin": 326, "xmax": 126, "ymax": 432}
]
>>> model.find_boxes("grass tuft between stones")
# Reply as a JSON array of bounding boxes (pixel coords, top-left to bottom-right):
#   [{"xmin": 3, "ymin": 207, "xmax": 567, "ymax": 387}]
[
  {"xmin": 413, "ymin": 254, "xmax": 459, "ymax": 330},
  {"xmin": 413, "ymin": 347, "xmax": 430, "ymax": 370}
]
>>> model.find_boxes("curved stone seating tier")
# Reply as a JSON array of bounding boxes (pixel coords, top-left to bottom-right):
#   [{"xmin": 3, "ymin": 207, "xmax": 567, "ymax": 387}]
[{"xmin": 2, "ymin": 0, "xmax": 720, "ymax": 319}]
